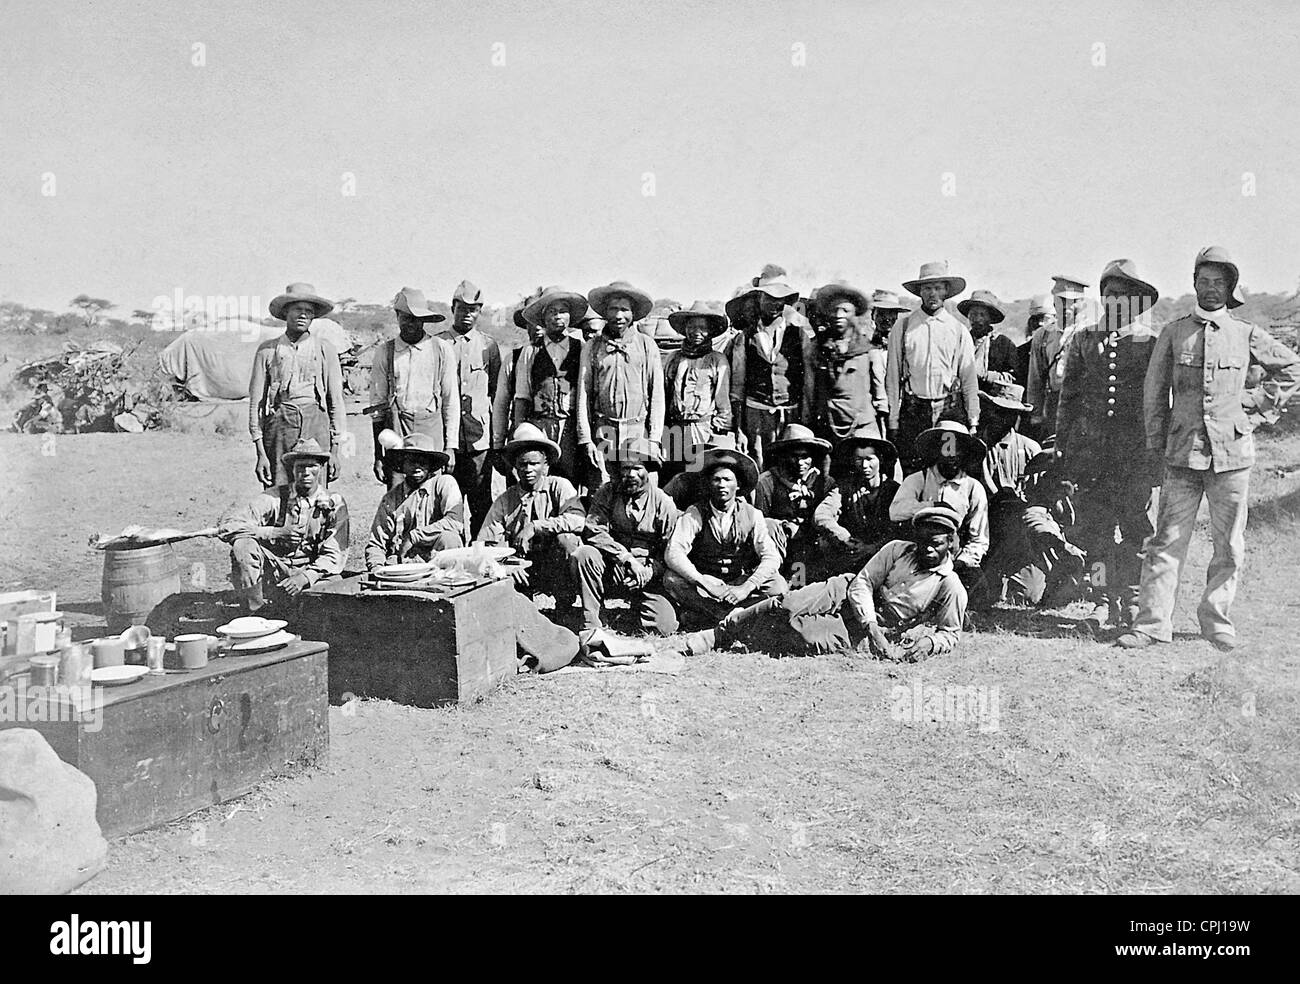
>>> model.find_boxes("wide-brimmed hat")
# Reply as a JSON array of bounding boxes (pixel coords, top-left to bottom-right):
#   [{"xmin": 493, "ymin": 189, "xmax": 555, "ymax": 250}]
[
  {"xmin": 588, "ymin": 281, "xmax": 653, "ymax": 321},
  {"xmin": 869, "ymin": 290, "xmax": 909, "ymax": 313},
  {"xmin": 979, "ymin": 380, "xmax": 1034, "ymax": 413},
  {"xmin": 1028, "ymin": 294, "xmax": 1055, "ymax": 318},
  {"xmin": 452, "ymin": 280, "xmax": 483, "ymax": 306},
  {"xmin": 524, "ymin": 286, "xmax": 589, "ymax": 327},
  {"xmin": 1050, "ymin": 275, "xmax": 1090, "ymax": 299},
  {"xmin": 269, "ymin": 283, "xmax": 334, "ymax": 321},
  {"xmin": 724, "ymin": 283, "xmax": 756, "ymax": 323},
  {"xmin": 384, "ymin": 432, "xmax": 449, "ymax": 472},
  {"xmin": 280, "ymin": 437, "xmax": 331, "ymax": 467},
  {"xmin": 1194, "ymin": 245, "xmax": 1243, "ymax": 309},
  {"xmin": 835, "ymin": 428, "xmax": 898, "ymax": 474},
  {"xmin": 391, "ymin": 286, "xmax": 446, "ymax": 322},
  {"xmin": 767, "ymin": 423, "xmax": 831, "ymax": 460},
  {"xmin": 957, "ymin": 289, "xmax": 1006, "ymax": 324},
  {"xmin": 815, "ymin": 281, "xmax": 870, "ymax": 317},
  {"xmin": 744, "ymin": 269, "xmax": 799, "ymax": 304},
  {"xmin": 512, "ymin": 287, "xmax": 544, "ymax": 329},
  {"xmin": 912, "ymin": 504, "xmax": 963, "ymax": 534},
  {"xmin": 605, "ymin": 437, "xmax": 663, "ymax": 470},
  {"xmin": 1098, "ymin": 258, "xmax": 1159, "ymax": 303},
  {"xmin": 902, "ymin": 261, "xmax": 966, "ymax": 300},
  {"xmin": 667, "ymin": 300, "xmax": 729, "ymax": 337},
  {"xmin": 504, "ymin": 422, "xmax": 561, "ymax": 465},
  {"xmin": 699, "ymin": 448, "xmax": 759, "ymax": 495},
  {"xmin": 916, "ymin": 420, "xmax": 986, "ymax": 473}
]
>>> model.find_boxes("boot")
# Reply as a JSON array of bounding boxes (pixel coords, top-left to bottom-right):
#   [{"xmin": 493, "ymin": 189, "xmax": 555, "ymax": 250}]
[{"xmin": 1080, "ymin": 599, "xmax": 1110, "ymax": 636}]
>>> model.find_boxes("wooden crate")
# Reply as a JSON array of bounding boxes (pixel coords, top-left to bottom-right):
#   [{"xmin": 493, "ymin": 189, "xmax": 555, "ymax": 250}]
[
  {"xmin": 295, "ymin": 576, "xmax": 517, "ymax": 707},
  {"xmin": 0, "ymin": 640, "xmax": 329, "ymax": 838}
]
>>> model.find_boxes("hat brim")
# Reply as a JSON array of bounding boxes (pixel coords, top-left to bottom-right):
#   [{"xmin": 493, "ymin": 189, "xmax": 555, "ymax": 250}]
[
  {"xmin": 956, "ymin": 299, "xmax": 1006, "ymax": 323},
  {"xmin": 817, "ymin": 286, "xmax": 870, "ymax": 317},
  {"xmin": 386, "ymin": 447, "xmax": 450, "ymax": 471},
  {"xmin": 767, "ymin": 437, "xmax": 832, "ymax": 459},
  {"xmin": 1099, "ymin": 274, "xmax": 1160, "ymax": 304},
  {"xmin": 915, "ymin": 426, "xmax": 986, "ymax": 472},
  {"xmin": 269, "ymin": 294, "xmax": 334, "ymax": 321},
  {"xmin": 505, "ymin": 437, "xmax": 561, "ymax": 465},
  {"xmin": 902, "ymin": 276, "xmax": 966, "ymax": 299},
  {"xmin": 524, "ymin": 292, "xmax": 590, "ymax": 327},
  {"xmin": 589, "ymin": 286, "xmax": 653, "ymax": 322},
  {"xmin": 281, "ymin": 450, "xmax": 331, "ymax": 466},
  {"xmin": 871, "ymin": 301, "xmax": 909, "ymax": 313},
  {"xmin": 395, "ymin": 301, "xmax": 447, "ymax": 322},
  {"xmin": 979, "ymin": 391, "xmax": 1033, "ymax": 413},
  {"xmin": 747, "ymin": 283, "xmax": 800, "ymax": 303},
  {"xmin": 667, "ymin": 311, "xmax": 728, "ymax": 337},
  {"xmin": 699, "ymin": 449, "xmax": 759, "ymax": 495}
]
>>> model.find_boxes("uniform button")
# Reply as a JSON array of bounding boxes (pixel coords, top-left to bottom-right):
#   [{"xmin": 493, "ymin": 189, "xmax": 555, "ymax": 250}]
[
  {"xmin": 1106, "ymin": 410, "xmax": 1115, "ymax": 417},
  {"xmin": 1107, "ymin": 398, "xmax": 1115, "ymax": 404},
  {"xmin": 1108, "ymin": 375, "xmax": 1116, "ymax": 381},
  {"xmin": 1108, "ymin": 386, "xmax": 1115, "ymax": 392}
]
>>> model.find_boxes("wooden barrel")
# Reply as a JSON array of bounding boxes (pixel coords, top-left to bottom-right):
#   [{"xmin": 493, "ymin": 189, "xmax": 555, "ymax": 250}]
[{"xmin": 101, "ymin": 544, "xmax": 182, "ymax": 634}]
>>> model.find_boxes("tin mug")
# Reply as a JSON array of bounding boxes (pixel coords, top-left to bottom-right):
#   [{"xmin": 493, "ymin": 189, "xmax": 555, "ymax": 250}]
[
  {"xmin": 174, "ymin": 633, "xmax": 218, "ymax": 669},
  {"xmin": 91, "ymin": 637, "xmax": 126, "ymax": 668}
]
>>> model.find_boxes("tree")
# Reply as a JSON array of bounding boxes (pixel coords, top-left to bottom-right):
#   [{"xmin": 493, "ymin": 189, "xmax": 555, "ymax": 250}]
[{"xmin": 69, "ymin": 294, "xmax": 115, "ymax": 329}]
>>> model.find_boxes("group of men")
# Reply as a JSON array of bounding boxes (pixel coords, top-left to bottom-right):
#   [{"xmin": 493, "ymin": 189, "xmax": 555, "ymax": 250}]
[{"xmin": 217, "ymin": 247, "xmax": 1300, "ymax": 664}]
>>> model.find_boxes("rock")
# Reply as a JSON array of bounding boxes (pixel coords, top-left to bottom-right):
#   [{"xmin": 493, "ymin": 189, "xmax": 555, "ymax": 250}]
[{"xmin": 0, "ymin": 729, "xmax": 107, "ymax": 894}]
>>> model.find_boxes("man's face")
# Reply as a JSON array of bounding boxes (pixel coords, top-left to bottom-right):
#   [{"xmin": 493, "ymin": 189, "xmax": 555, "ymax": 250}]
[
  {"xmin": 829, "ymin": 301, "xmax": 855, "ymax": 336},
  {"xmin": 452, "ymin": 299, "xmax": 481, "ymax": 333},
  {"xmin": 914, "ymin": 528, "xmax": 953, "ymax": 569},
  {"xmin": 396, "ymin": 311, "xmax": 427, "ymax": 344},
  {"xmin": 935, "ymin": 451, "xmax": 962, "ymax": 481},
  {"xmin": 779, "ymin": 451, "xmax": 812, "ymax": 482},
  {"xmin": 292, "ymin": 459, "xmax": 321, "ymax": 496},
  {"xmin": 618, "ymin": 461, "xmax": 649, "ymax": 497},
  {"xmin": 980, "ymin": 406, "xmax": 1014, "ymax": 444},
  {"xmin": 852, "ymin": 447, "xmax": 881, "ymax": 483},
  {"xmin": 604, "ymin": 297, "xmax": 634, "ymax": 334},
  {"xmin": 758, "ymin": 292, "xmax": 786, "ymax": 324},
  {"xmin": 707, "ymin": 466, "xmax": 738, "ymax": 507},
  {"xmin": 283, "ymin": 301, "xmax": 316, "ymax": 336},
  {"xmin": 514, "ymin": 450, "xmax": 549, "ymax": 487},
  {"xmin": 966, "ymin": 304, "xmax": 994, "ymax": 338},
  {"xmin": 543, "ymin": 302, "xmax": 570, "ymax": 340},
  {"xmin": 919, "ymin": 283, "xmax": 947, "ymax": 314},
  {"xmin": 1055, "ymin": 295, "xmax": 1085, "ymax": 328},
  {"xmin": 872, "ymin": 308, "xmax": 899, "ymax": 338},
  {"xmin": 403, "ymin": 459, "xmax": 433, "ymax": 489},
  {"xmin": 1194, "ymin": 264, "xmax": 1231, "ymax": 311},
  {"xmin": 1100, "ymin": 282, "xmax": 1150, "ymax": 330},
  {"xmin": 683, "ymin": 317, "xmax": 712, "ymax": 351}
]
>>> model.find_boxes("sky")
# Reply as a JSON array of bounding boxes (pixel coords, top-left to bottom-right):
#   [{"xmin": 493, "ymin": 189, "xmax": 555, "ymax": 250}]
[{"xmin": 3, "ymin": 0, "xmax": 1300, "ymax": 316}]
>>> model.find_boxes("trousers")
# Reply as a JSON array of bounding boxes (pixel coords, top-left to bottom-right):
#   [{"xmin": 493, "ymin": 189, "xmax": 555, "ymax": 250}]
[
  {"xmin": 569, "ymin": 546, "xmax": 680, "ymax": 635},
  {"xmin": 1071, "ymin": 473, "xmax": 1156, "ymax": 612},
  {"xmin": 661, "ymin": 567, "xmax": 787, "ymax": 627},
  {"xmin": 1132, "ymin": 465, "xmax": 1250, "ymax": 643},
  {"xmin": 896, "ymin": 391, "xmax": 967, "ymax": 475}
]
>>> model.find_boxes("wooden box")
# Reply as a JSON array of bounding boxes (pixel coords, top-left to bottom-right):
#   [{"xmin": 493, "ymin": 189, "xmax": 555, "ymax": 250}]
[
  {"xmin": 295, "ymin": 576, "xmax": 517, "ymax": 707},
  {"xmin": 0, "ymin": 640, "xmax": 329, "ymax": 838}
]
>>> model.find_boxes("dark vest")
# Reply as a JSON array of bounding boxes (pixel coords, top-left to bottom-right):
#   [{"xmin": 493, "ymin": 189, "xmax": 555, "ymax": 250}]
[
  {"xmin": 689, "ymin": 502, "xmax": 761, "ymax": 580},
  {"xmin": 745, "ymin": 325, "xmax": 804, "ymax": 408},
  {"xmin": 529, "ymin": 338, "xmax": 581, "ymax": 419}
]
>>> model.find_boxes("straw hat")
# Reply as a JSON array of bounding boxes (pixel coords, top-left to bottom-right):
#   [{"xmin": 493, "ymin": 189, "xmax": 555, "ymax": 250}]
[
  {"xmin": 902, "ymin": 261, "xmax": 966, "ymax": 300},
  {"xmin": 504, "ymin": 422, "xmax": 562, "ymax": 465},
  {"xmin": 524, "ymin": 286, "xmax": 589, "ymax": 327},
  {"xmin": 588, "ymin": 281, "xmax": 653, "ymax": 321},
  {"xmin": 957, "ymin": 289, "xmax": 1006, "ymax": 324},
  {"xmin": 915, "ymin": 420, "xmax": 986, "ymax": 473},
  {"xmin": 667, "ymin": 300, "xmax": 729, "ymax": 337},
  {"xmin": 384, "ymin": 432, "xmax": 449, "ymax": 473},
  {"xmin": 269, "ymin": 283, "xmax": 334, "ymax": 321}
]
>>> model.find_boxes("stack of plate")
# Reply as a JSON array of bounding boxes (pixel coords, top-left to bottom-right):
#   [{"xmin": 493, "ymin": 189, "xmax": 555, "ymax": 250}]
[
  {"xmin": 214, "ymin": 616, "xmax": 296, "ymax": 653},
  {"xmin": 370, "ymin": 562, "xmax": 440, "ymax": 583}
]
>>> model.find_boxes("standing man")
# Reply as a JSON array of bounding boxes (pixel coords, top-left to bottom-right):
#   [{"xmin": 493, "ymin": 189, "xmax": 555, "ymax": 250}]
[
  {"xmin": 1026, "ymin": 276, "xmax": 1089, "ymax": 441},
  {"xmin": 957, "ymin": 289, "xmax": 1019, "ymax": 393},
  {"xmin": 438, "ymin": 279, "xmax": 503, "ymax": 537},
  {"xmin": 886, "ymin": 261, "xmax": 979, "ymax": 474},
  {"xmin": 729, "ymin": 270, "xmax": 809, "ymax": 467},
  {"xmin": 1119, "ymin": 247, "xmax": 1300, "ymax": 651},
  {"xmin": 369, "ymin": 287, "xmax": 459, "ymax": 487},
  {"xmin": 577, "ymin": 281, "xmax": 666, "ymax": 486},
  {"xmin": 512, "ymin": 286, "xmax": 589, "ymax": 480},
  {"xmin": 662, "ymin": 300, "xmax": 733, "ymax": 478},
  {"xmin": 248, "ymin": 283, "xmax": 345, "ymax": 488},
  {"xmin": 806, "ymin": 281, "xmax": 878, "ymax": 442},
  {"xmin": 1056, "ymin": 259, "xmax": 1162, "ymax": 632},
  {"xmin": 868, "ymin": 290, "xmax": 909, "ymax": 438}
]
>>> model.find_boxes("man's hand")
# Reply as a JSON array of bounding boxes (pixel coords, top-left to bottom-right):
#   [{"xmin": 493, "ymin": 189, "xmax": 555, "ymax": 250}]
[
  {"xmin": 328, "ymin": 449, "xmax": 340, "ymax": 482},
  {"xmin": 700, "ymin": 576, "xmax": 730, "ymax": 601},
  {"xmin": 901, "ymin": 635, "xmax": 936, "ymax": 662},
  {"xmin": 735, "ymin": 430, "xmax": 749, "ymax": 453},
  {"xmin": 444, "ymin": 449, "xmax": 456, "ymax": 472},
  {"xmin": 513, "ymin": 522, "xmax": 537, "ymax": 557},
  {"xmin": 628, "ymin": 559, "xmax": 654, "ymax": 589},
  {"xmin": 278, "ymin": 571, "xmax": 311, "ymax": 597},
  {"xmin": 372, "ymin": 458, "xmax": 387, "ymax": 484},
  {"xmin": 255, "ymin": 447, "xmax": 273, "ymax": 487},
  {"xmin": 583, "ymin": 442, "xmax": 604, "ymax": 470},
  {"xmin": 510, "ymin": 565, "xmax": 530, "ymax": 588},
  {"xmin": 720, "ymin": 584, "xmax": 749, "ymax": 606},
  {"xmin": 865, "ymin": 621, "xmax": 896, "ymax": 659}
]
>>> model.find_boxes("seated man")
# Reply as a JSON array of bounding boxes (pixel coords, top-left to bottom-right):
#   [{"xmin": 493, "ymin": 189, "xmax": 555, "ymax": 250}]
[
  {"xmin": 971, "ymin": 382, "xmax": 1084, "ymax": 608},
  {"xmin": 813, "ymin": 430, "xmax": 901, "ymax": 577},
  {"xmin": 753, "ymin": 423, "xmax": 830, "ymax": 568},
  {"xmin": 363, "ymin": 433, "xmax": 465, "ymax": 570},
  {"xmin": 680, "ymin": 506, "xmax": 967, "ymax": 660},
  {"xmin": 663, "ymin": 448, "xmax": 786, "ymax": 626},
  {"xmin": 889, "ymin": 420, "xmax": 989, "ymax": 597},
  {"xmin": 219, "ymin": 438, "xmax": 349, "ymax": 612},
  {"xmin": 570, "ymin": 438, "xmax": 681, "ymax": 645},
  {"xmin": 475, "ymin": 423, "xmax": 585, "ymax": 607}
]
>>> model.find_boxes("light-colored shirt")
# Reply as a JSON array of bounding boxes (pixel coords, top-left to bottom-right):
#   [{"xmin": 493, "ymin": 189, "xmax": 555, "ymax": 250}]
[
  {"xmin": 363, "ymin": 474, "xmax": 465, "ymax": 570},
  {"xmin": 437, "ymin": 328, "xmax": 502, "ymax": 452},
  {"xmin": 247, "ymin": 330, "xmax": 345, "ymax": 444},
  {"xmin": 663, "ymin": 349, "xmax": 732, "ymax": 430},
  {"xmin": 582, "ymin": 482, "xmax": 679, "ymax": 574},
  {"xmin": 888, "ymin": 467, "xmax": 989, "ymax": 567},
  {"xmin": 983, "ymin": 430, "xmax": 1042, "ymax": 496},
  {"xmin": 220, "ymin": 486, "xmax": 348, "ymax": 584},
  {"xmin": 846, "ymin": 539, "xmax": 964, "ymax": 654},
  {"xmin": 885, "ymin": 307, "xmax": 979, "ymax": 427},
  {"xmin": 576, "ymin": 329, "xmax": 666, "ymax": 446},
  {"xmin": 664, "ymin": 499, "xmax": 781, "ymax": 591},
  {"xmin": 474, "ymin": 475, "xmax": 585, "ymax": 545},
  {"xmin": 369, "ymin": 334, "xmax": 460, "ymax": 448}
]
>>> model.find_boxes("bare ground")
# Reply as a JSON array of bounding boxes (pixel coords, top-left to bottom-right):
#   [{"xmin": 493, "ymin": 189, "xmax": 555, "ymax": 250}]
[{"xmin": 2, "ymin": 418, "xmax": 1298, "ymax": 894}]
